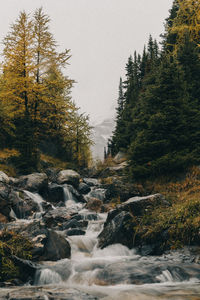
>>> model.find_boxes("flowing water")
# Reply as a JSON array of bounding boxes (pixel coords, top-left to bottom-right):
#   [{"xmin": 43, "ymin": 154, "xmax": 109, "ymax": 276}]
[{"xmin": 1, "ymin": 184, "xmax": 200, "ymax": 299}]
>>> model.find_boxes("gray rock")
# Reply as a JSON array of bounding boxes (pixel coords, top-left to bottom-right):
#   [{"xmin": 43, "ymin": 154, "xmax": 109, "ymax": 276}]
[
  {"xmin": 48, "ymin": 183, "xmax": 65, "ymax": 203},
  {"xmin": 98, "ymin": 211, "xmax": 133, "ymax": 249},
  {"xmin": 15, "ymin": 173, "xmax": 48, "ymax": 194},
  {"xmin": 78, "ymin": 182, "xmax": 91, "ymax": 194},
  {"xmin": 0, "ymin": 184, "xmax": 11, "ymax": 219},
  {"xmin": 118, "ymin": 194, "xmax": 170, "ymax": 216},
  {"xmin": 66, "ymin": 228, "xmax": 85, "ymax": 236},
  {"xmin": 62, "ymin": 219, "xmax": 80, "ymax": 230},
  {"xmin": 11, "ymin": 256, "xmax": 39, "ymax": 283},
  {"xmin": 40, "ymin": 230, "xmax": 71, "ymax": 261},
  {"xmin": 45, "ymin": 167, "xmax": 59, "ymax": 182},
  {"xmin": 57, "ymin": 170, "xmax": 80, "ymax": 187},
  {"xmin": 83, "ymin": 178, "xmax": 100, "ymax": 186},
  {"xmin": 43, "ymin": 207, "xmax": 70, "ymax": 228},
  {"xmin": 87, "ymin": 188, "xmax": 106, "ymax": 201},
  {"xmin": 102, "ymin": 177, "xmax": 140, "ymax": 202},
  {"xmin": 0, "ymin": 171, "xmax": 9, "ymax": 184},
  {"xmin": 10, "ymin": 190, "xmax": 40, "ymax": 219}
]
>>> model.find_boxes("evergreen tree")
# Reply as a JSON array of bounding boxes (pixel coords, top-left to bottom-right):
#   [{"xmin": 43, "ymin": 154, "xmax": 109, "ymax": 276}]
[
  {"xmin": 128, "ymin": 57, "xmax": 189, "ymax": 178},
  {"xmin": 110, "ymin": 77, "xmax": 125, "ymax": 154}
]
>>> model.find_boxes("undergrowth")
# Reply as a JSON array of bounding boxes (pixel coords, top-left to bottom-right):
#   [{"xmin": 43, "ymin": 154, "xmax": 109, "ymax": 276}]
[
  {"xmin": 0, "ymin": 231, "xmax": 33, "ymax": 282},
  {"xmin": 133, "ymin": 166, "xmax": 200, "ymax": 250},
  {"xmin": 0, "ymin": 148, "xmax": 19, "ymax": 176}
]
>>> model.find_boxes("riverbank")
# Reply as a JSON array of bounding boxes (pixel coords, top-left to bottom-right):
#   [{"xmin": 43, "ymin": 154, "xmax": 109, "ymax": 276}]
[{"xmin": 0, "ymin": 163, "xmax": 200, "ymax": 299}]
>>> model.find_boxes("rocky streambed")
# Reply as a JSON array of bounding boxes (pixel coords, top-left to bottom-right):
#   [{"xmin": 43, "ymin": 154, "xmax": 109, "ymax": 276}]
[{"xmin": 0, "ymin": 169, "xmax": 200, "ymax": 299}]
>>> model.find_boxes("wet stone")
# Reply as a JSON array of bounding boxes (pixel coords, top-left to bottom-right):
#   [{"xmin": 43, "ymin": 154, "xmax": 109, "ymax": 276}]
[{"xmin": 66, "ymin": 228, "xmax": 85, "ymax": 236}]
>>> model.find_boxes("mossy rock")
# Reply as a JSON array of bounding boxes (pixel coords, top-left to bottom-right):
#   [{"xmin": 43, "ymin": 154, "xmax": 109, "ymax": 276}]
[{"xmin": 0, "ymin": 231, "xmax": 33, "ymax": 282}]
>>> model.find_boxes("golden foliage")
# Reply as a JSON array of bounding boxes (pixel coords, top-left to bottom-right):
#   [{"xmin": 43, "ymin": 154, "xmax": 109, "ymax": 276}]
[{"xmin": 168, "ymin": 0, "xmax": 200, "ymax": 53}]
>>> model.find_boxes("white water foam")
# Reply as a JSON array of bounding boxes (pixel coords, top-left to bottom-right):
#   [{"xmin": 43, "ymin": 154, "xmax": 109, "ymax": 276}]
[{"xmin": 24, "ymin": 190, "xmax": 44, "ymax": 212}]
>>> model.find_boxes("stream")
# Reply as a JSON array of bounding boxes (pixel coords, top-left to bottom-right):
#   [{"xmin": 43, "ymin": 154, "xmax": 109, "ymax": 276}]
[{"xmin": 0, "ymin": 181, "xmax": 200, "ymax": 299}]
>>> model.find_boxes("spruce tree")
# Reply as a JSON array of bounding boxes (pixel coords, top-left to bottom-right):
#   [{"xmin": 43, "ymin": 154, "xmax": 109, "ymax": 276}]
[
  {"xmin": 128, "ymin": 57, "xmax": 190, "ymax": 178},
  {"xmin": 110, "ymin": 77, "xmax": 125, "ymax": 154}
]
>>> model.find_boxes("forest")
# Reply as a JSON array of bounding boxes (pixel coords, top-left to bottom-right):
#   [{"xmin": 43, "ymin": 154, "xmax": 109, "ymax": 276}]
[
  {"xmin": 109, "ymin": 0, "xmax": 200, "ymax": 179},
  {"xmin": 0, "ymin": 8, "xmax": 92, "ymax": 174}
]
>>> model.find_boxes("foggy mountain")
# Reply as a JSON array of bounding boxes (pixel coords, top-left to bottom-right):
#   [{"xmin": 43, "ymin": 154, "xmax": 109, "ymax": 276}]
[{"xmin": 91, "ymin": 118, "xmax": 115, "ymax": 160}]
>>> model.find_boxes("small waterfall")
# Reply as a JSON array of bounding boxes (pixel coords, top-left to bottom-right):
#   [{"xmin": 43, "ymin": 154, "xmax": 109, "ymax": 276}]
[
  {"xmin": 35, "ymin": 269, "xmax": 62, "ymax": 285},
  {"xmin": 9, "ymin": 208, "xmax": 17, "ymax": 220},
  {"xmin": 24, "ymin": 190, "xmax": 44, "ymax": 212},
  {"xmin": 156, "ymin": 270, "xmax": 174, "ymax": 282},
  {"xmin": 64, "ymin": 186, "xmax": 74, "ymax": 202},
  {"xmin": 64, "ymin": 186, "xmax": 83, "ymax": 212}
]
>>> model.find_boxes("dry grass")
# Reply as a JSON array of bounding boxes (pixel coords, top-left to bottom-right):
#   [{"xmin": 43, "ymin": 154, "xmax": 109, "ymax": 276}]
[
  {"xmin": 0, "ymin": 148, "xmax": 19, "ymax": 176},
  {"xmin": 133, "ymin": 166, "xmax": 200, "ymax": 250},
  {"xmin": 40, "ymin": 153, "xmax": 69, "ymax": 170},
  {"xmin": 0, "ymin": 148, "xmax": 19, "ymax": 160}
]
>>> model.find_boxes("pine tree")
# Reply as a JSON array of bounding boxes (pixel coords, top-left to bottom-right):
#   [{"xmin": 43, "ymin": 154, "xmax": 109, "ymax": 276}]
[
  {"xmin": 110, "ymin": 77, "xmax": 125, "ymax": 154},
  {"xmin": 128, "ymin": 53, "xmax": 200, "ymax": 179}
]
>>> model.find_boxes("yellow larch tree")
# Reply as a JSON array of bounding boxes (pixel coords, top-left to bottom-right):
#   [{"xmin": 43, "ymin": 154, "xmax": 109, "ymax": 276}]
[{"xmin": 168, "ymin": 0, "xmax": 200, "ymax": 54}]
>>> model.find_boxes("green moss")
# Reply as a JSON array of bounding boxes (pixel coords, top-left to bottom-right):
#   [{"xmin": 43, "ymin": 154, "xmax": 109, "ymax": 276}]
[
  {"xmin": 0, "ymin": 231, "xmax": 33, "ymax": 282},
  {"xmin": 129, "ymin": 167, "xmax": 200, "ymax": 251},
  {"xmin": 133, "ymin": 193, "xmax": 200, "ymax": 251}
]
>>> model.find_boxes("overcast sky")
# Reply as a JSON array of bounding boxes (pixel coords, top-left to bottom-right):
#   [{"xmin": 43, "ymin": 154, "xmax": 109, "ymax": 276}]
[{"xmin": 0, "ymin": 0, "xmax": 173, "ymax": 124}]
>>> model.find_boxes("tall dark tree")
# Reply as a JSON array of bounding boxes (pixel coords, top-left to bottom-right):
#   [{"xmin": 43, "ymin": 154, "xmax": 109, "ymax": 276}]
[
  {"xmin": 110, "ymin": 77, "xmax": 125, "ymax": 154},
  {"xmin": 128, "ymin": 57, "xmax": 190, "ymax": 178}
]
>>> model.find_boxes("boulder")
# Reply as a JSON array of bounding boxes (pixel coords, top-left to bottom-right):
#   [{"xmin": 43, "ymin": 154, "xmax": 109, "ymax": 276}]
[
  {"xmin": 8, "ymin": 220, "xmax": 48, "ymax": 239},
  {"xmin": 11, "ymin": 256, "xmax": 39, "ymax": 283},
  {"xmin": 98, "ymin": 211, "xmax": 133, "ymax": 249},
  {"xmin": 48, "ymin": 183, "xmax": 65, "ymax": 204},
  {"xmin": 62, "ymin": 219, "xmax": 81, "ymax": 230},
  {"xmin": 84, "ymin": 213, "xmax": 99, "ymax": 221},
  {"xmin": 87, "ymin": 188, "xmax": 107, "ymax": 201},
  {"xmin": 10, "ymin": 191, "xmax": 40, "ymax": 219},
  {"xmin": 83, "ymin": 178, "xmax": 100, "ymax": 186},
  {"xmin": 118, "ymin": 194, "xmax": 170, "ymax": 216},
  {"xmin": 31, "ymin": 234, "xmax": 47, "ymax": 260},
  {"xmin": 40, "ymin": 230, "xmax": 71, "ymax": 261},
  {"xmin": 0, "ymin": 184, "xmax": 11, "ymax": 219},
  {"xmin": 78, "ymin": 182, "xmax": 91, "ymax": 194},
  {"xmin": 15, "ymin": 173, "xmax": 48, "ymax": 195},
  {"xmin": 0, "ymin": 171, "xmax": 9, "ymax": 184},
  {"xmin": 45, "ymin": 167, "xmax": 59, "ymax": 182},
  {"xmin": 43, "ymin": 207, "xmax": 70, "ymax": 228},
  {"xmin": 2, "ymin": 219, "xmax": 71, "ymax": 261},
  {"xmin": 57, "ymin": 170, "xmax": 80, "ymax": 187},
  {"xmin": 66, "ymin": 228, "xmax": 85, "ymax": 236},
  {"xmin": 102, "ymin": 177, "xmax": 140, "ymax": 202}
]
